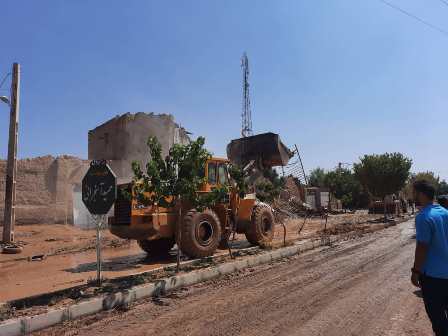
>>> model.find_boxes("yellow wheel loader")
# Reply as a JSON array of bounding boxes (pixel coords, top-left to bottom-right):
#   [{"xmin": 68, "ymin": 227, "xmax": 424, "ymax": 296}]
[
  {"xmin": 109, "ymin": 132, "xmax": 292, "ymax": 259},
  {"xmin": 110, "ymin": 157, "xmax": 275, "ymax": 258}
]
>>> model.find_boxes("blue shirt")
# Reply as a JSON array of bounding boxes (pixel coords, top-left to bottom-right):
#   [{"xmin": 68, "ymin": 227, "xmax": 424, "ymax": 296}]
[{"xmin": 415, "ymin": 204, "xmax": 448, "ymax": 279}]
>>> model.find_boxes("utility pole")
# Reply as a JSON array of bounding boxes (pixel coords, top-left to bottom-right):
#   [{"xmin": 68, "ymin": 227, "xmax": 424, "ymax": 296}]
[{"xmin": 3, "ymin": 63, "xmax": 20, "ymax": 244}]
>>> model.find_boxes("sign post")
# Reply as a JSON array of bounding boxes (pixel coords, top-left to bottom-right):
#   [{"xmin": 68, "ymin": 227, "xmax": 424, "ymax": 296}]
[
  {"xmin": 94, "ymin": 214, "xmax": 104, "ymax": 284},
  {"xmin": 82, "ymin": 160, "xmax": 116, "ymax": 286}
]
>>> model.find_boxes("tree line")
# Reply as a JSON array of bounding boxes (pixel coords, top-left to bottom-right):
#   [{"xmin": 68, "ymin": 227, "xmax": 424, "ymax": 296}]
[{"xmin": 309, "ymin": 153, "xmax": 448, "ymax": 209}]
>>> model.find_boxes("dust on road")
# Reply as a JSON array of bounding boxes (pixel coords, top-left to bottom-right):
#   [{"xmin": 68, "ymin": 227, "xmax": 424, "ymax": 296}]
[
  {"xmin": 1, "ymin": 212, "xmax": 381, "ymax": 302},
  {"xmin": 34, "ymin": 220, "xmax": 431, "ymax": 336}
]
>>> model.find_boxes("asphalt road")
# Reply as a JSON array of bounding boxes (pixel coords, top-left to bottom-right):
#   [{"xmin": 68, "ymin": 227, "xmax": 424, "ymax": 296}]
[{"xmin": 34, "ymin": 219, "xmax": 433, "ymax": 336}]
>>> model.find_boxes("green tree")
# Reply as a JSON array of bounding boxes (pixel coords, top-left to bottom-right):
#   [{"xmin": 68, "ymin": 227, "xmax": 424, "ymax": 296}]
[
  {"xmin": 439, "ymin": 180, "xmax": 448, "ymax": 195},
  {"xmin": 325, "ymin": 168, "xmax": 362, "ymax": 209},
  {"xmin": 403, "ymin": 171, "xmax": 439, "ymax": 200},
  {"xmin": 354, "ymin": 153, "xmax": 412, "ymax": 218},
  {"xmin": 413, "ymin": 171, "xmax": 439, "ymax": 187},
  {"xmin": 404, "ymin": 172, "xmax": 448, "ymax": 197},
  {"xmin": 129, "ymin": 136, "xmax": 228, "ymax": 210},
  {"xmin": 308, "ymin": 167, "xmax": 327, "ymax": 188},
  {"xmin": 255, "ymin": 168, "xmax": 285, "ymax": 203},
  {"xmin": 227, "ymin": 164, "xmax": 249, "ymax": 198}
]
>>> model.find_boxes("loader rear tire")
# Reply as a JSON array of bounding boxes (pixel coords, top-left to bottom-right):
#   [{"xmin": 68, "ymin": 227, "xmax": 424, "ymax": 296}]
[
  {"xmin": 137, "ymin": 238, "xmax": 175, "ymax": 256},
  {"xmin": 181, "ymin": 209, "xmax": 221, "ymax": 258},
  {"xmin": 245, "ymin": 204, "xmax": 275, "ymax": 246}
]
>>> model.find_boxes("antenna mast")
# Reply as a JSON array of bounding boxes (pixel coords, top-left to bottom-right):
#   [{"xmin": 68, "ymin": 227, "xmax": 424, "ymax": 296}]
[{"xmin": 241, "ymin": 52, "xmax": 253, "ymax": 137}]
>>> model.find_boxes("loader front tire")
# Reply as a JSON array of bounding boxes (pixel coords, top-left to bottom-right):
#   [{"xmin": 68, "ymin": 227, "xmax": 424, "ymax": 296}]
[
  {"xmin": 137, "ymin": 238, "xmax": 175, "ymax": 256},
  {"xmin": 181, "ymin": 209, "xmax": 221, "ymax": 258},
  {"xmin": 245, "ymin": 204, "xmax": 275, "ymax": 246}
]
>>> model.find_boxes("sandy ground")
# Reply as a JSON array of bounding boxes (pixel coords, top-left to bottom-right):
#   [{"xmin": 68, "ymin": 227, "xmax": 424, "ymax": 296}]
[
  {"xmin": 0, "ymin": 212, "xmax": 383, "ymax": 302},
  {"xmin": 32, "ymin": 219, "xmax": 432, "ymax": 336}
]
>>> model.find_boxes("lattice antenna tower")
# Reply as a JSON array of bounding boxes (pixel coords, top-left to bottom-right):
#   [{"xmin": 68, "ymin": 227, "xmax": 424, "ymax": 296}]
[{"xmin": 241, "ymin": 52, "xmax": 253, "ymax": 137}]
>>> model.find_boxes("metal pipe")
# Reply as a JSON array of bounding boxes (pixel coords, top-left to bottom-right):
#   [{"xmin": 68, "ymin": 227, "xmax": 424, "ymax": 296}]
[{"xmin": 96, "ymin": 215, "xmax": 103, "ymax": 286}]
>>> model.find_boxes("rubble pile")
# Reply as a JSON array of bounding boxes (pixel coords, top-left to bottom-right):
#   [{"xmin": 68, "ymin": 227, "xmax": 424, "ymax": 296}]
[{"xmin": 269, "ymin": 176, "xmax": 311, "ymax": 223}]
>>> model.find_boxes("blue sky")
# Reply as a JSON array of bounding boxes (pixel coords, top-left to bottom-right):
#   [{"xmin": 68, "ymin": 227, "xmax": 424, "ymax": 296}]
[{"xmin": 1, "ymin": 0, "xmax": 447, "ymax": 179}]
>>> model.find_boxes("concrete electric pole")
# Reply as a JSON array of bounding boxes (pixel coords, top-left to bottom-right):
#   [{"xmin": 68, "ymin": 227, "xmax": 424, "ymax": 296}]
[{"xmin": 2, "ymin": 63, "xmax": 20, "ymax": 244}]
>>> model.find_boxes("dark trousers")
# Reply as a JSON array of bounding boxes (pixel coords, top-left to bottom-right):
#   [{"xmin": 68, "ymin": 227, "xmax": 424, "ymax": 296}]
[{"xmin": 420, "ymin": 275, "xmax": 448, "ymax": 336}]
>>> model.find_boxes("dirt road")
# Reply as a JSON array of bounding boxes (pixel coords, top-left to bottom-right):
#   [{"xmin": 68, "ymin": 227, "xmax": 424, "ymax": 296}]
[
  {"xmin": 1, "ymin": 213, "xmax": 381, "ymax": 302},
  {"xmin": 34, "ymin": 219, "xmax": 433, "ymax": 336}
]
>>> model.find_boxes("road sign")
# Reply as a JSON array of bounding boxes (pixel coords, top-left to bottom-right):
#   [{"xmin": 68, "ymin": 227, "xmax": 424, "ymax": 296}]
[
  {"xmin": 82, "ymin": 160, "xmax": 117, "ymax": 215},
  {"xmin": 82, "ymin": 160, "xmax": 116, "ymax": 286}
]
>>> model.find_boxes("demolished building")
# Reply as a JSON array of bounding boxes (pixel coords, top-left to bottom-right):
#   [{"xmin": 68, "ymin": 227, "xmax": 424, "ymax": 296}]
[
  {"xmin": 88, "ymin": 112, "xmax": 190, "ymax": 182},
  {"xmin": 0, "ymin": 112, "xmax": 190, "ymax": 226}
]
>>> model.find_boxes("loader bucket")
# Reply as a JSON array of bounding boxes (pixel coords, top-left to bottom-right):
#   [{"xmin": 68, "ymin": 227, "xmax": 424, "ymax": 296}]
[{"xmin": 227, "ymin": 132, "xmax": 293, "ymax": 168}]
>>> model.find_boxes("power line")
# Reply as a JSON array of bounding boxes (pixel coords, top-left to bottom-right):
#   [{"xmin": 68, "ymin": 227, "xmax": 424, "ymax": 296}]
[
  {"xmin": 0, "ymin": 72, "xmax": 11, "ymax": 90},
  {"xmin": 378, "ymin": 0, "xmax": 448, "ymax": 37},
  {"xmin": 438, "ymin": 0, "xmax": 448, "ymax": 7}
]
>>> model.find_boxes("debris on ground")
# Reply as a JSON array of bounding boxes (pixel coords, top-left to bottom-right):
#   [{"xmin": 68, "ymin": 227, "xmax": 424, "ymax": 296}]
[{"xmin": 1, "ymin": 243, "xmax": 23, "ymax": 254}]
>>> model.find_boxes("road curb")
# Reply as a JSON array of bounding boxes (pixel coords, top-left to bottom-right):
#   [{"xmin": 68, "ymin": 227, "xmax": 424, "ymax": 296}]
[{"xmin": 0, "ymin": 219, "xmax": 409, "ymax": 335}]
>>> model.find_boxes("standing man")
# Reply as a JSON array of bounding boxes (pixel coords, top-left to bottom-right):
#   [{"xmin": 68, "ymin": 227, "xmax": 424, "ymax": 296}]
[{"xmin": 411, "ymin": 180, "xmax": 448, "ymax": 336}]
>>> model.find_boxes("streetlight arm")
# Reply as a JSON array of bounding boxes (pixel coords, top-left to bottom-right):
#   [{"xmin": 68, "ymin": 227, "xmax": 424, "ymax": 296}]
[{"xmin": 0, "ymin": 96, "xmax": 10, "ymax": 106}]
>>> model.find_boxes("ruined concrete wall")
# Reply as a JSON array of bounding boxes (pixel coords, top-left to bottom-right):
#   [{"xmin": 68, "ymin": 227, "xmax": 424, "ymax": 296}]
[
  {"xmin": 88, "ymin": 112, "xmax": 190, "ymax": 182},
  {"xmin": 0, "ymin": 112, "xmax": 190, "ymax": 226},
  {"xmin": 0, "ymin": 156, "xmax": 89, "ymax": 225}
]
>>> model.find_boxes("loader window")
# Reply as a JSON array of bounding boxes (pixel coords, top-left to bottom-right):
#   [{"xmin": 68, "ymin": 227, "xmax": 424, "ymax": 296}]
[
  {"xmin": 207, "ymin": 162, "xmax": 217, "ymax": 184},
  {"xmin": 218, "ymin": 163, "xmax": 229, "ymax": 185}
]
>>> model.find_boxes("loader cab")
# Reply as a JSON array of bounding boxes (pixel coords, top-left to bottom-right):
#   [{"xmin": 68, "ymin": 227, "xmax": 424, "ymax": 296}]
[{"xmin": 202, "ymin": 158, "xmax": 230, "ymax": 192}]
